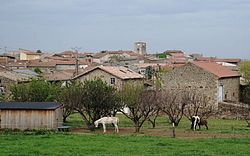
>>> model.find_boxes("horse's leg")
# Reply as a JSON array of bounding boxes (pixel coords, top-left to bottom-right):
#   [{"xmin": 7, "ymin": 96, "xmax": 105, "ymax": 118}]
[
  {"xmin": 114, "ymin": 124, "xmax": 119, "ymax": 133},
  {"xmin": 205, "ymin": 124, "xmax": 208, "ymax": 130},
  {"xmin": 102, "ymin": 123, "xmax": 106, "ymax": 133}
]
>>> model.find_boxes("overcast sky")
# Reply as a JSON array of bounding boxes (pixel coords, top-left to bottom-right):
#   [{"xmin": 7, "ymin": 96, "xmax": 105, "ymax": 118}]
[{"xmin": 0, "ymin": 0, "xmax": 250, "ymax": 59}]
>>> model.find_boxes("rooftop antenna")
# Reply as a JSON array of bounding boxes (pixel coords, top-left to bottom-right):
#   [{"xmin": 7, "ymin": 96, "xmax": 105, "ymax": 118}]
[{"xmin": 71, "ymin": 46, "xmax": 81, "ymax": 76}]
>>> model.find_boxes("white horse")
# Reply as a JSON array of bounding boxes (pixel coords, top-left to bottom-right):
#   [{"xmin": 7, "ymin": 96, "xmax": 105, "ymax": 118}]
[{"xmin": 94, "ymin": 117, "xmax": 119, "ymax": 133}]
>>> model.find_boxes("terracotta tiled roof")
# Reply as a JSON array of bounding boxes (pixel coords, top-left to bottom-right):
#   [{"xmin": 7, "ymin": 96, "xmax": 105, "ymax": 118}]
[
  {"xmin": 60, "ymin": 51, "xmax": 76, "ymax": 55},
  {"xmin": 27, "ymin": 59, "xmax": 89, "ymax": 68},
  {"xmin": 167, "ymin": 57, "xmax": 187, "ymax": 64},
  {"xmin": 45, "ymin": 56, "xmax": 70, "ymax": 61},
  {"xmin": 43, "ymin": 71, "xmax": 73, "ymax": 81},
  {"xmin": 27, "ymin": 60, "xmax": 56, "ymax": 67},
  {"xmin": 0, "ymin": 71, "xmax": 36, "ymax": 81},
  {"xmin": 93, "ymin": 52, "xmax": 108, "ymax": 59},
  {"xmin": 74, "ymin": 66, "xmax": 144, "ymax": 80},
  {"xmin": 54, "ymin": 60, "xmax": 76, "ymax": 65},
  {"xmin": 192, "ymin": 61, "xmax": 240, "ymax": 78},
  {"xmin": 213, "ymin": 58, "xmax": 241, "ymax": 63},
  {"xmin": 6, "ymin": 61, "xmax": 28, "ymax": 67},
  {"xmin": 165, "ymin": 50, "xmax": 184, "ymax": 57},
  {"xmin": 0, "ymin": 65, "xmax": 8, "ymax": 71},
  {"xmin": 196, "ymin": 57, "xmax": 241, "ymax": 63}
]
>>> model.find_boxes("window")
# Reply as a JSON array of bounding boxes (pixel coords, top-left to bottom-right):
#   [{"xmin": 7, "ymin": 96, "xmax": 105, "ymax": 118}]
[{"xmin": 111, "ymin": 78, "xmax": 116, "ymax": 84}]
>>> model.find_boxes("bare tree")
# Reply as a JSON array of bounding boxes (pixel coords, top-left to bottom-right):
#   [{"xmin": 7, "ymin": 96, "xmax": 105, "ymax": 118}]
[
  {"xmin": 158, "ymin": 89, "xmax": 187, "ymax": 138},
  {"xmin": 233, "ymin": 103, "xmax": 250, "ymax": 127},
  {"xmin": 119, "ymin": 83, "xmax": 158, "ymax": 132},
  {"xmin": 183, "ymin": 91, "xmax": 217, "ymax": 121},
  {"xmin": 148, "ymin": 108, "xmax": 160, "ymax": 128}
]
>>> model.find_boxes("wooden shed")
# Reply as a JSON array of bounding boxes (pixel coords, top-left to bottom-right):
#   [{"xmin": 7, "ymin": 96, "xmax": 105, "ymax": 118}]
[{"xmin": 0, "ymin": 102, "xmax": 63, "ymax": 130}]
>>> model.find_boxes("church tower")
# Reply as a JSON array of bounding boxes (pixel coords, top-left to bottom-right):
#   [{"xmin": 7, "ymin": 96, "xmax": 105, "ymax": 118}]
[{"xmin": 134, "ymin": 42, "xmax": 146, "ymax": 55}]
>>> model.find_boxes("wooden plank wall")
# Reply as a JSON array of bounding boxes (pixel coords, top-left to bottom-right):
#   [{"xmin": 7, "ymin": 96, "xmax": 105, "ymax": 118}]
[
  {"xmin": 54, "ymin": 106, "xmax": 63, "ymax": 127},
  {"xmin": 0, "ymin": 109, "xmax": 59, "ymax": 130}
]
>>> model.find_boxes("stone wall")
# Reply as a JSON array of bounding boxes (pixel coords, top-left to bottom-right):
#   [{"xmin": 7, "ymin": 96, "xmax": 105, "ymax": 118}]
[
  {"xmin": 76, "ymin": 68, "xmax": 143, "ymax": 90},
  {"xmin": 162, "ymin": 63, "xmax": 219, "ymax": 106},
  {"xmin": 0, "ymin": 76, "xmax": 15, "ymax": 93},
  {"xmin": 218, "ymin": 102, "xmax": 249, "ymax": 119},
  {"xmin": 219, "ymin": 77, "xmax": 240, "ymax": 102}
]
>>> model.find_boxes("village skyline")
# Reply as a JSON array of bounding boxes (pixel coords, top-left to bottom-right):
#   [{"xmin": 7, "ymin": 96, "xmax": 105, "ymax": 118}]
[{"xmin": 0, "ymin": 44, "xmax": 249, "ymax": 60}]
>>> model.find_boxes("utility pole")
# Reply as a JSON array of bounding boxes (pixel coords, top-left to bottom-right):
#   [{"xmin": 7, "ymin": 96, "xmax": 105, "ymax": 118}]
[
  {"xmin": 71, "ymin": 47, "xmax": 81, "ymax": 76},
  {"xmin": 4, "ymin": 46, "xmax": 7, "ymax": 53}
]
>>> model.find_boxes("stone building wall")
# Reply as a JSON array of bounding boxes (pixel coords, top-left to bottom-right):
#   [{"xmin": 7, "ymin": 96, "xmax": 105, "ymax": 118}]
[
  {"xmin": 162, "ymin": 63, "xmax": 241, "ymax": 108},
  {"xmin": 219, "ymin": 77, "xmax": 240, "ymax": 102},
  {"xmin": 76, "ymin": 69, "xmax": 143, "ymax": 90},
  {"xmin": 76, "ymin": 69, "xmax": 123, "ymax": 89},
  {"xmin": 0, "ymin": 76, "xmax": 15, "ymax": 93},
  {"xmin": 162, "ymin": 63, "xmax": 219, "ymax": 106}
]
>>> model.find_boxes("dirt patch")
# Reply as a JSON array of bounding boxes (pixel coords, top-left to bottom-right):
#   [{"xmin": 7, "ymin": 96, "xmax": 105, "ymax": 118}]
[{"xmin": 70, "ymin": 127, "xmax": 250, "ymax": 139}]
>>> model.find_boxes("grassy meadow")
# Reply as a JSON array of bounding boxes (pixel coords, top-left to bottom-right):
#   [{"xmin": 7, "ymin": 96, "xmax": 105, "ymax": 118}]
[
  {"xmin": 0, "ymin": 113, "xmax": 250, "ymax": 156},
  {"xmin": 0, "ymin": 133, "xmax": 250, "ymax": 156},
  {"xmin": 65, "ymin": 113, "xmax": 250, "ymax": 135}
]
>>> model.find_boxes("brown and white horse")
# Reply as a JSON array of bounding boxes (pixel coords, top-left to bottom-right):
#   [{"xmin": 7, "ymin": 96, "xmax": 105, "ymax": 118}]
[{"xmin": 191, "ymin": 116, "xmax": 208, "ymax": 130}]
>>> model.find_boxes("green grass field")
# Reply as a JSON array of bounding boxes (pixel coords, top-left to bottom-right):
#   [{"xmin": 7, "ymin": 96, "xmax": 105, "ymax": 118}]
[
  {"xmin": 0, "ymin": 113, "xmax": 250, "ymax": 156},
  {"xmin": 65, "ymin": 113, "xmax": 250, "ymax": 135},
  {"xmin": 0, "ymin": 133, "xmax": 250, "ymax": 156}
]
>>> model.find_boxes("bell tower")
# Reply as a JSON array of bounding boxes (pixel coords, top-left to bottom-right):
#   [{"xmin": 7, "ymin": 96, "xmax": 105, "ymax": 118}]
[{"xmin": 134, "ymin": 42, "xmax": 146, "ymax": 55}]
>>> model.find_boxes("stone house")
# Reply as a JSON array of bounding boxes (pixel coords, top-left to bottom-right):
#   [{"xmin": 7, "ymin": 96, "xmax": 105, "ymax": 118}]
[
  {"xmin": 27, "ymin": 60, "xmax": 56, "ymax": 72},
  {"xmin": 162, "ymin": 61, "xmax": 241, "ymax": 107},
  {"xmin": 55, "ymin": 60, "xmax": 89, "ymax": 71},
  {"xmin": 0, "ymin": 55, "xmax": 15, "ymax": 65},
  {"xmin": 0, "ymin": 70, "xmax": 37, "ymax": 93},
  {"xmin": 73, "ymin": 66, "xmax": 144, "ymax": 89},
  {"xmin": 20, "ymin": 51, "xmax": 42, "ymax": 60}
]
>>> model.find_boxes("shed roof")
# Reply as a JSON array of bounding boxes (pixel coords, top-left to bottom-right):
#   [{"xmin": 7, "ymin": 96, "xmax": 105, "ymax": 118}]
[
  {"xmin": 191, "ymin": 61, "xmax": 240, "ymax": 78},
  {"xmin": 0, "ymin": 102, "xmax": 62, "ymax": 110}
]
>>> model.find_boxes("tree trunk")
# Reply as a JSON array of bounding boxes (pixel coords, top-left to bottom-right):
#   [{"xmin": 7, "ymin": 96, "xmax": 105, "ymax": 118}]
[
  {"xmin": 135, "ymin": 126, "xmax": 140, "ymax": 133},
  {"xmin": 134, "ymin": 121, "xmax": 141, "ymax": 133},
  {"xmin": 172, "ymin": 123, "xmax": 176, "ymax": 138},
  {"xmin": 78, "ymin": 111, "xmax": 93, "ymax": 129},
  {"xmin": 148, "ymin": 118, "xmax": 156, "ymax": 128}
]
